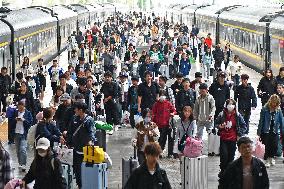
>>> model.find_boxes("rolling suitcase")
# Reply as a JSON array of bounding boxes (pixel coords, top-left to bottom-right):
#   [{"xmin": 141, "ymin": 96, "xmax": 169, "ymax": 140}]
[
  {"xmin": 81, "ymin": 162, "xmax": 108, "ymax": 189},
  {"xmin": 208, "ymin": 133, "xmax": 220, "ymax": 155},
  {"xmin": 181, "ymin": 155, "xmax": 208, "ymax": 189},
  {"xmin": 94, "ymin": 129, "xmax": 107, "ymax": 151},
  {"xmin": 62, "ymin": 163, "xmax": 74, "ymax": 189},
  {"xmin": 122, "ymin": 147, "xmax": 139, "ymax": 188}
]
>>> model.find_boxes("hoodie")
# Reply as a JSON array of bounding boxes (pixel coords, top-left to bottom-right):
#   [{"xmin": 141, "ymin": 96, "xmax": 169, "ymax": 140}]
[
  {"xmin": 193, "ymin": 93, "xmax": 216, "ymax": 123},
  {"xmin": 152, "ymin": 100, "xmax": 176, "ymax": 128}
]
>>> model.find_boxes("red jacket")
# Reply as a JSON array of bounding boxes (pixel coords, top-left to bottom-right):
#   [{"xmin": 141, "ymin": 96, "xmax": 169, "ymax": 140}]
[
  {"xmin": 205, "ymin": 37, "xmax": 212, "ymax": 49},
  {"xmin": 220, "ymin": 111, "xmax": 237, "ymax": 141},
  {"xmin": 152, "ymin": 100, "xmax": 176, "ymax": 128}
]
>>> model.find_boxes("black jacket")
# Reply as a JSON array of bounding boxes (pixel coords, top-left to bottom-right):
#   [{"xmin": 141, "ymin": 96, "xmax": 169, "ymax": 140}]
[
  {"xmin": 23, "ymin": 153, "xmax": 67, "ymax": 189},
  {"xmin": 234, "ymin": 84, "xmax": 257, "ymax": 110},
  {"xmin": 0, "ymin": 73, "xmax": 11, "ymax": 95},
  {"xmin": 219, "ymin": 157, "xmax": 269, "ymax": 189},
  {"xmin": 213, "ymin": 47, "xmax": 224, "ymax": 63},
  {"xmin": 171, "ymin": 81, "xmax": 183, "ymax": 97},
  {"xmin": 257, "ymin": 77, "xmax": 276, "ymax": 100},
  {"xmin": 124, "ymin": 162, "xmax": 172, "ymax": 189},
  {"xmin": 175, "ymin": 88, "xmax": 196, "ymax": 113},
  {"xmin": 275, "ymin": 75, "xmax": 284, "ymax": 86},
  {"xmin": 209, "ymin": 81, "xmax": 230, "ymax": 109}
]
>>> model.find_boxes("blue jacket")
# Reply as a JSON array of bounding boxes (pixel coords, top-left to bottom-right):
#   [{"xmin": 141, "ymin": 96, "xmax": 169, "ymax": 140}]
[
  {"xmin": 12, "ymin": 109, "xmax": 33, "ymax": 139},
  {"xmin": 257, "ymin": 105, "xmax": 284, "ymax": 136},
  {"xmin": 179, "ymin": 58, "xmax": 191, "ymax": 77},
  {"xmin": 36, "ymin": 121, "xmax": 62, "ymax": 148}
]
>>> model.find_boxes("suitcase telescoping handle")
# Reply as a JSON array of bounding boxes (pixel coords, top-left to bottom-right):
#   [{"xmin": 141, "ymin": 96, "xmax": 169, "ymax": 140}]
[{"xmin": 134, "ymin": 146, "xmax": 137, "ymax": 159}]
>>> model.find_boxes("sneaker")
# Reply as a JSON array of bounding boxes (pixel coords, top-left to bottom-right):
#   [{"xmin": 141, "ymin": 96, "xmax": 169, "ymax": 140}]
[
  {"xmin": 265, "ymin": 159, "xmax": 271, "ymax": 168},
  {"xmin": 270, "ymin": 158, "xmax": 276, "ymax": 166}
]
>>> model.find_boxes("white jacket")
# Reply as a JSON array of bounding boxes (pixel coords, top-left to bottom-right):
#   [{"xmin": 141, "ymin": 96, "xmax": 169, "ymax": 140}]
[{"xmin": 226, "ymin": 61, "xmax": 242, "ymax": 76}]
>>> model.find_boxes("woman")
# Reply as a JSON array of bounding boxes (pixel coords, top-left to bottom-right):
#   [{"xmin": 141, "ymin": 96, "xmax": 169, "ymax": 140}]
[
  {"xmin": 215, "ymin": 99, "xmax": 247, "ymax": 177},
  {"xmin": 257, "ymin": 69, "xmax": 277, "ymax": 106},
  {"xmin": 124, "ymin": 142, "xmax": 172, "ymax": 189},
  {"xmin": 173, "ymin": 106, "xmax": 197, "ymax": 157},
  {"xmin": 14, "ymin": 82, "xmax": 34, "ymax": 115},
  {"xmin": 35, "ymin": 108, "xmax": 64, "ymax": 149},
  {"xmin": 22, "ymin": 137, "xmax": 67, "ymax": 189},
  {"xmin": 0, "ymin": 139, "xmax": 12, "ymax": 188},
  {"xmin": 50, "ymin": 86, "xmax": 64, "ymax": 109},
  {"xmin": 21, "ymin": 56, "xmax": 31, "ymax": 77},
  {"xmin": 134, "ymin": 108, "xmax": 160, "ymax": 164},
  {"xmin": 257, "ymin": 94, "xmax": 284, "ymax": 167},
  {"xmin": 202, "ymin": 48, "xmax": 213, "ymax": 80}
]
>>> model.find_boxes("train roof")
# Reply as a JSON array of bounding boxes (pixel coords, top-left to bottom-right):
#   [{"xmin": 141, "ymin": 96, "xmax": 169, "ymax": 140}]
[
  {"xmin": 1, "ymin": 8, "xmax": 57, "ymax": 31},
  {"xmin": 0, "ymin": 20, "xmax": 11, "ymax": 36},
  {"xmin": 270, "ymin": 15, "xmax": 284, "ymax": 30},
  {"xmin": 84, "ymin": 4, "xmax": 96, "ymax": 13},
  {"xmin": 182, "ymin": 4, "xmax": 209, "ymax": 14},
  {"xmin": 52, "ymin": 5, "xmax": 77, "ymax": 20},
  {"xmin": 68, "ymin": 4, "xmax": 89, "ymax": 14},
  {"xmin": 219, "ymin": 6, "xmax": 281, "ymax": 26},
  {"xmin": 195, "ymin": 5, "xmax": 228, "ymax": 18}
]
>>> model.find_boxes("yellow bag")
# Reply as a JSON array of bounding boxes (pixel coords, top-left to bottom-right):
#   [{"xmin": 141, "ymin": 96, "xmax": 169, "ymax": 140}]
[{"xmin": 83, "ymin": 146, "xmax": 105, "ymax": 164}]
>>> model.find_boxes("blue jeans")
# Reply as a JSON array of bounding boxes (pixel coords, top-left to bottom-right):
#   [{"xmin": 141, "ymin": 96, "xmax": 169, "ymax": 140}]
[{"xmin": 14, "ymin": 133, "xmax": 27, "ymax": 166}]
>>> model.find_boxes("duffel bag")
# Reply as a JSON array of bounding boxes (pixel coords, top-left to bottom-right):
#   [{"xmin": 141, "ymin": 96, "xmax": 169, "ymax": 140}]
[{"xmin": 83, "ymin": 145, "xmax": 105, "ymax": 164}]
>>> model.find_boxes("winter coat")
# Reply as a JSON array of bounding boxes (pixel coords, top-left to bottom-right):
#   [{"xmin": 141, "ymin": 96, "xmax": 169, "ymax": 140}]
[
  {"xmin": 179, "ymin": 58, "xmax": 191, "ymax": 77},
  {"xmin": 0, "ymin": 73, "xmax": 11, "ymax": 95},
  {"xmin": 257, "ymin": 105, "xmax": 284, "ymax": 136},
  {"xmin": 257, "ymin": 77, "xmax": 276, "ymax": 103},
  {"xmin": 171, "ymin": 81, "xmax": 183, "ymax": 97},
  {"xmin": 209, "ymin": 81, "xmax": 230, "ymax": 110},
  {"xmin": 275, "ymin": 75, "xmax": 284, "ymax": 86},
  {"xmin": 219, "ymin": 157, "xmax": 269, "ymax": 189},
  {"xmin": 152, "ymin": 100, "xmax": 176, "ymax": 128},
  {"xmin": 213, "ymin": 47, "xmax": 224, "ymax": 63},
  {"xmin": 124, "ymin": 162, "xmax": 172, "ymax": 189},
  {"xmin": 23, "ymin": 153, "xmax": 67, "ymax": 189},
  {"xmin": 193, "ymin": 94, "xmax": 216, "ymax": 123},
  {"xmin": 234, "ymin": 84, "xmax": 257, "ymax": 110},
  {"xmin": 135, "ymin": 121, "xmax": 159, "ymax": 151},
  {"xmin": 215, "ymin": 110, "xmax": 247, "ymax": 139}
]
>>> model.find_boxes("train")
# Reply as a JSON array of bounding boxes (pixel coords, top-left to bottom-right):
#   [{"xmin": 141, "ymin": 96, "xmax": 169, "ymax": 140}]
[
  {"xmin": 0, "ymin": 3, "xmax": 127, "ymax": 79},
  {"xmin": 166, "ymin": 4, "xmax": 284, "ymax": 74}
]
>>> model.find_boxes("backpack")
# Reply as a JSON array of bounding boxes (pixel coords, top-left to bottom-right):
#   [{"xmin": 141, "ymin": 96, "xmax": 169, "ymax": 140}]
[
  {"xmin": 183, "ymin": 137, "xmax": 203, "ymax": 158},
  {"xmin": 27, "ymin": 123, "xmax": 38, "ymax": 147}
]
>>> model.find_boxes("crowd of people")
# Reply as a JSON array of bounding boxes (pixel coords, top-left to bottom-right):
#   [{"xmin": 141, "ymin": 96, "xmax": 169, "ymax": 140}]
[{"xmin": 0, "ymin": 10, "xmax": 283, "ymax": 189}]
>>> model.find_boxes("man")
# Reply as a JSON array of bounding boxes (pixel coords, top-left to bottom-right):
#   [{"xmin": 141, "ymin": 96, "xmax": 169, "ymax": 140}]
[
  {"xmin": 198, "ymin": 37, "xmax": 207, "ymax": 64},
  {"xmin": 137, "ymin": 71, "xmax": 159, "ymax": 113},
  {"xmin": 101, "ymin": 48, "xmax": 115, "ymax": 74},
  {"xmin": 226, "ymin": 55, "xmax": 243, "ymax": 89},
  {"xmin": 70, "ymin": 77, "xmax": 91, "ymax": 109},
  {"xmin": 275, "ymin": 67, "xmax": 284, "ymax": 86},
  {"xmin": 68, "ymin": 49, "xmax": 78, "ymax": 68},
  {"xmin": 75, "ymin": 57, "xmax": 90, "ymax": 75},
  {"xmin": 171, "ymin": 72, "xmax": 184, "ymax": 97},
  {"xmin": 176, "ymin": 78, "xmax": 196, "ymax": 114},
  {"xmin": 48, "ymin": 60, "xmax": 64, "ymax": 95},
  {"xmin": 219, "ymin": 137, "xmax": 269, "ymax": 189},
  {"xmin": 234, "ymin": 74, "xmax": 257, "ymax": 134},
  {"xmin": 59, "ymin": 74, "xmax": 73, "ymax": 95},
  {"xmin": 213, "ymin": 43, "xmax": 224, "ymax": 71},
  {"xmin": 190, "ymin": 72, "xmax": 203, "ymax": 91},
  {"xmin": 77, "ymin": 42, "xmax": 88, "ymax": 59},
  {"xmin": 128, "ymin": 76, "xmax": 139, "ymax": 128},
  {"xmin": 0, "ymin": 67, "xmax": 11, "ymax": 113},
  {"xmin": 158, "ymin": 76, "xmax": 175, "ymax": 106},
  {"xmin": 67, "ymin": 102, "xmax": 96, "ymax": 188},
  {"xmin": 194, "ymin": 83, "xmax": 215, "ymax": 139},
  {"xmin": 35, "ymin": 58, "xmax": 47, "ymax": 93},
  {"xmin": 191, "ymin": 24, "xmax": 199, "ymax": 36},
  {"xmin": 189, "ymin": 34, "xmax": 198, "ymax": 60},
  {"xmin": 138, "ymin": 56, "xmax": 154, "ymax": 82},
  {"xmin": 209, "ymin": 72, "xmax": 230, "ymax": 120},
  {"xmin": 100, "ymin": 71, "xmax": 120, "ymax": 131}
]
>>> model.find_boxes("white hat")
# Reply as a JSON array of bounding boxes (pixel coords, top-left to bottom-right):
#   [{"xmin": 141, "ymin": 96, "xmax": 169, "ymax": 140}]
[{"xmin": 36, "ymin": 137, "xmax": 50, "ymax": 150}]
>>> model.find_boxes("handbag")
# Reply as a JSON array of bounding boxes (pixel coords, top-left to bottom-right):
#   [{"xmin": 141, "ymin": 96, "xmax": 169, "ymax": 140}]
[{"xmin": 83, "ymin": 145, "xmax": 105, "ymax": 164}]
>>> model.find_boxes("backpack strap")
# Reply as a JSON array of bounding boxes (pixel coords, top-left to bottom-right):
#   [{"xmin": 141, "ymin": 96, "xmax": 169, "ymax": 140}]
[{"xmin": 51, "ymin": 158, "xmax": 55, "ymax": 170}]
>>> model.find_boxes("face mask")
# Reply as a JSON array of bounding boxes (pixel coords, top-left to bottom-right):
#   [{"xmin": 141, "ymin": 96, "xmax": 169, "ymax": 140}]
[
  {"xmin": 144, "ymin": 117, "xmax": 151, "ymax": 124},
  {"xmin": 38, "ymin": 151, "xmax": 47, "ymax": 157},
  {"xmin": 227, "ymin": 104, "xmax": 235, "ymax": 112},
  {"xmin": 159, "ymin": 96, "xmax": 166, "ymax": 102}
]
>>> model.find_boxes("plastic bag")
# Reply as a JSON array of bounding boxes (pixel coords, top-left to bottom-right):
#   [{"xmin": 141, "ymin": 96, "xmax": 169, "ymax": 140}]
[
  {"xmin": 134, "ymin": 113, "xmax": 143, "ymax": 125},
  {"xmin": 95, "ymin": 121, "xmax": 113, "ymax": 131},
  {"xmin": 253, "ymin": 138, "xmax": 265, "ymax": 159}
]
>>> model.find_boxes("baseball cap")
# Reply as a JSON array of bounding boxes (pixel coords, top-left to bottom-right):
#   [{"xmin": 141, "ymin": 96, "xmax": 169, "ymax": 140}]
[
  {"xmin": 60, "ymin": 93, "xmax": 71, "ymax": 101},
  {"xmin": 131, "ymin": 75, "xmax": 139, "ymax": 81},
  {"xmin": 218, "ymin": 71, "xmax": 226, "ymax": 78},
  {"xmin": 36, "ymin": 137, "xmax": 50, "ymax": 150},
  {"xmin": 199, "ymin": 83, "xmax": 208, "ymax": 90}
]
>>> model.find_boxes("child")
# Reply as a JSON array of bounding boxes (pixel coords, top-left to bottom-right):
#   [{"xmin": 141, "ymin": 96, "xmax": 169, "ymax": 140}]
[
  {"xmin": 132, "ymin": 108, "xmax": 160, "ymax": 164},
  {"xmin": 152, "ymin": 90, "xmax": 176, "ymax": 157},
  {"xmin": 179, "ymin": 53, "xmax": 191, "ymax": 77},
  {"xmin": 173, "ymin": 106, "xmax": 197, "ymax": 158}
]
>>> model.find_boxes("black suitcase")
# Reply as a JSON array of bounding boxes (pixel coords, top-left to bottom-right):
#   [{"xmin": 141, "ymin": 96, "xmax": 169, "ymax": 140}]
[
  {"xmin": 122, "ymin": 147, "xmax": 139, "ymax": 188},
  {"xmin": 94, "ymin": 129, "xmax": 106, "ymax": 151}
]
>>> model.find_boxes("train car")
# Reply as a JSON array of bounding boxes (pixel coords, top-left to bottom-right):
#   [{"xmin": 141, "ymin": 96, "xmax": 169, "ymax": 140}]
[
  {"xmin": 219, "ymin": 7, "xmax": 281, "ymax": 72},
  {"xmin": 1, "ymin": 8, "xmax": 57, "ymax": 78},
  {"xmin": 84, "ymin": 4, "xmax": 97, "ymax": 26},
  {"xmin": 52, "ymin": 5, "xmax": 77, "ymax": 53},
  {"xmin": 270, "ymin": 14, "xmax": 284, "ymax": 71},
  {"xmin": 181, "ymin": 5, "xmax": 200, "ymax": 29},
  {"xmin": 195, "ymin": 5, "xmax": 227, "ymax": 42},
  {"xmin": 0, "ymin": 20, "xmax": 11, "ymax": 72},
  {"xmin": 68, "ymin": 4, "xmax": 90, "ymax": 34}
]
